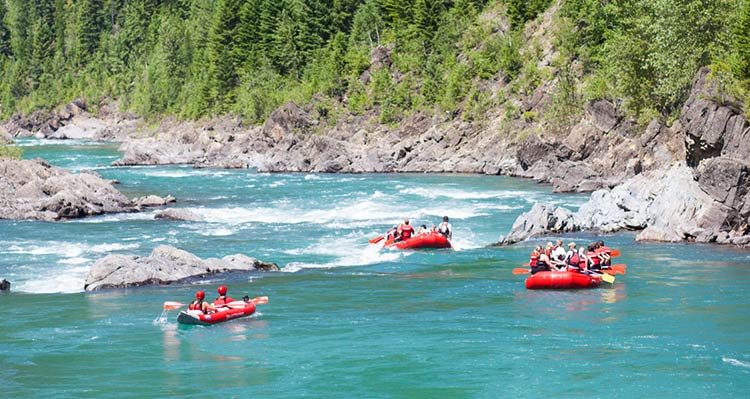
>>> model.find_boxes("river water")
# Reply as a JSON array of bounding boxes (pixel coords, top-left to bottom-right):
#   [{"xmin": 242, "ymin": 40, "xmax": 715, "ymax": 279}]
[{"xmin": 1, "ymin": 139, "xmax": 748, "ymax": 398}]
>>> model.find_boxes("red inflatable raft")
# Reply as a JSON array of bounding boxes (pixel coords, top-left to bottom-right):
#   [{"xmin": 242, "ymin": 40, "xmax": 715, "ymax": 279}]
[
  {"xmin": 384, "ymin": 232, "xmax": 452, "ymax": 249},
  {"xmin": 525, "ymin": 271, "xmax": 602, "ymax": 290},
  {"xmin": 177, "ymin": 302, "xmax": 257, "ymax": 325}
]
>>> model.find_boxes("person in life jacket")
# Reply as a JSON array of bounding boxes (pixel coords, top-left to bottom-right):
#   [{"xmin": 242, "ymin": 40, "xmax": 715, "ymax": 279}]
[
  {"xmin": 565, "ymin": 242, "xmax": 585, "ymax": 272},
  {"xmin": 586, "ymin": 243, "xmax": 602, "ymax": 270},
  {"xmin": 437, "ymin": 216, "xmax": 452, "ymax": 239},
  {"xmin": 530, "ymin": 245, "xmax": 551, "ymax": 274},
  {"xmin": 396, "ymin": 218, "xmax": 415, "ymax": 242},
  {"xmin": 385, "ymin": 226, "xmax": 398, "ymax": 241},
  {"xmin": 550, "ymin": 239, "xmax": 567, "ymax": 270},
  {"xmin": 417, "ymin": 224, "xmax": 429, "ymax": 235},
  {"xmin": 213, "ymin": 285, "xmax": 235, "ymax": 307},
  {"xmin": 188, "ymin": 290, "xmax": 216, "ymax": 314},
  {"xmin": 595, "ymin": 240, "xmax": 611, "ymax": 267}
]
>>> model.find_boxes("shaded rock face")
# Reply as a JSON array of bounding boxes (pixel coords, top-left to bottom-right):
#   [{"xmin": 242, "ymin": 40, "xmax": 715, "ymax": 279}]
[
  {"xmin": 84, "ymin": 245, "xmax": 279, "ymax": 291},
  {"xmin": 681, "ymin": 68, "xmax": 750, "ymax": 168},
  {"xmin": 0, "ymin": 158, "xmax": 172, "ymax": 221}
]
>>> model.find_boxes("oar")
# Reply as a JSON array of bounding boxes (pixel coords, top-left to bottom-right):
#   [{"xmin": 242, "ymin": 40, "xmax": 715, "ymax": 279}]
[
  {"xmin": 369, "ymin": 235, "xmax": 384, "ymax": 244},
  {"xmin": 223, "ymin": 296, "xmax": 269, "ymax": 307},
  {"xmin": 592, "ymin": 272, "xmax": 615, "ymax": 284},
  {"xmin": 603, "ymin": 264, "xmax": 626, "ymax": 275},
  {"xmin": 610, "ymin": 249, "xmax": 620, "ymax": 257},
  {"xmin": 163, "ymin": 301, "xmax": 186, "ymax": 310},
  {"xmin": 512, "ymin": 268, "xmax": 530, "ymax": 275},
  {"xmin": 163, "ymin": 296, "xmax": 269, "ymax": 311},
  {"xmin": 448, "ymin": 239, "xmax": 461, "ymax": 251}
]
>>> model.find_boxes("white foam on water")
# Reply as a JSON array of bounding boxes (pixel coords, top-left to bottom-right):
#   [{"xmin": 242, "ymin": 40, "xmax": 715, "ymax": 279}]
[
  {"xmin": 70, "ymin": 211, "xmax": 159, "ymax": 223},
  {"xmin": 4, "ymin": 241, "xmax": 142, "ymax": 293},
  {"xmin": 16, "ymin": 265, "xmax": 89, "ymax": 294},
  {"xmin": 304, "ymin": 174, "xmax": 322, "ymax": 180},
  {"xmin": 140, "ymin": 170, "xmax": 194, "ymax": 178},
  {"xmin": 187, "ymin": 194, "xmax": 486, "ymax": 227},
  {"xmin": 58, "ymin": 257, "xmax": 91, "ymax": 265},
  {"xmin": 403, "ymin": 187, "xmax": 531, "ymax": 200},
  {"xmin": 199, "ymin": 227, "xmax": 235, "ymax": 236},
  {"xmin": 281, "ymin": 233, "xmax": 404, "ymax": 272},
  {"xmin": 723, "ymin": 357, "xmax": 750, "ymax": 368}
]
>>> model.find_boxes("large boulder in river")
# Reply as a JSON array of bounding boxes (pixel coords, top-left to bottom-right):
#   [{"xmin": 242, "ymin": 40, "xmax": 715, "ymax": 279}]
[
  {"xmin": 84, "ymin": 245, "xmax": 279, "ymax": 291},
  {"xmin": 0, "ymin": 158, "xmax": 175, "ymax": 221},
  {"xmin": 154, "ymin": 208, "xmax": 204, "ymax": 221},
  {"xmin": 496, "ymin": 202, "xmax": 579, "ymax": 245},
  {"xmin": 577, "ymin": 164, "xmax": 728, "ymax": 242},
  {"xmin": 0, "ymin": 158, "xmax": 135, "ymax": 221}
]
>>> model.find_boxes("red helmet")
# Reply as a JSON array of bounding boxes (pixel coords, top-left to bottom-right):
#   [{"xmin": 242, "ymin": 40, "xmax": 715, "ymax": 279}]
[
  {"xmin": 217, "ymin": 285, "xmax": 227, "ymax": 295},
  {"xmin": 195, "ymin": 290, "xmax": 205, "ymax": 300}
]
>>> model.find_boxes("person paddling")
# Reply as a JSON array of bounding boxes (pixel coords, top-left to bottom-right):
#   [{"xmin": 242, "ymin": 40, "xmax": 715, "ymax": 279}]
[
  {"xmin": 565, "ymin": 242, "xmax": 585, "ymax": 272},
  {"xmin": 551, "ymin": 239, "xmax": 567, "ymax": 270},
  {"xmin": 396, "ymin": 218, "xmax": 415, "ymax": 242},
  {"xmin": 213, "ymin": 285, "xmax": 235, "ymax": 307},
  {"xmin": 437, "ymin": 216, "xmax": 452, "ymax": 239},
  {"xmin": 596, "ymin": 240, "xmax": 612, "ymax": 267},
  {"xmin": 586, "ymin": 243, "xmax": 602, "ymax": 271},
  {"xmin": 530, "ymin": 245, "xmax": 551, "ymax": 274},
  {"xmin": 188, "ymin": 290, "xmax": 216, "ymax": 314}
]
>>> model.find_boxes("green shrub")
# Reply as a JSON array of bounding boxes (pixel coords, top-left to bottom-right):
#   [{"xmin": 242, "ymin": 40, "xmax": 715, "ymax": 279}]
[{"xmin": 0, "ymin": 143, "xmax": 23, "ymax": 159}]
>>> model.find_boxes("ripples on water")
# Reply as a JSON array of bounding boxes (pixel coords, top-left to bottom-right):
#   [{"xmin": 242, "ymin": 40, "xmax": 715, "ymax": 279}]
[{"xmin": 1, "ymin": 139, "xmax": 748, "ymax": 397}]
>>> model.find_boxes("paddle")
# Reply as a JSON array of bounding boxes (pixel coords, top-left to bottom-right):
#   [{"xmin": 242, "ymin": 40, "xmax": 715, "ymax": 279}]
[
  {"xmin": 163, "ymin": 296, "xmax": 269, "ymax": 310},
  {"xmin": 448, "ymin": 238, "xmax": 460, "ymax": 251},
  {"xmin": 590, "ymin": 271, "xmax": 615, "ymax": 284},
  {"xmin": 369, "ymin": 235, "xmax": 384, "ymax": 244}
]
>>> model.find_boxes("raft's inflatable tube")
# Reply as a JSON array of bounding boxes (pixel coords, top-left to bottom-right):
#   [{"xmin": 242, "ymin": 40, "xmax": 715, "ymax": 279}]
[
  {"xmin": 177, "ymin": 302, "xmax": 257, "ymax": 325},
  {"xmin": 525, "ymin": 271, "xmax": 602, "ymax": 290},
  {"xmin": 384, "ymin": 232, "xmax": 452, "ymax": 249}
]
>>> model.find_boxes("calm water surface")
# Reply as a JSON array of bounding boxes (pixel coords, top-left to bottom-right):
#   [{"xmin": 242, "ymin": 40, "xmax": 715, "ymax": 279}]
[{"xmin": 1, "ymin": 139, "xmax": 748, "ymax": 398}]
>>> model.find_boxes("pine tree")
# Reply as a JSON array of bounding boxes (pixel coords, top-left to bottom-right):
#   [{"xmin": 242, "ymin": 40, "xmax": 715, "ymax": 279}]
[
  {"xmin": 0, "ymin": 0, "xmax": 10, "ymax": 57},
  {"xmin": 77, "ymin": 0, "xmax": 104, "ymax": 65},
  {"xmin": 206, "ymin": 0, "xmax": 242, "ymax": 110},
  {"xmin": 31, "ymin": 0, "xmax": 56, "ymax": 88},
  {"xmin": 735, "ymin": 0, "xmax": 750, "ymax": 80},
  {"xmin": 235, "ymin": 0, "xmax": 262, "ymax": 68}
]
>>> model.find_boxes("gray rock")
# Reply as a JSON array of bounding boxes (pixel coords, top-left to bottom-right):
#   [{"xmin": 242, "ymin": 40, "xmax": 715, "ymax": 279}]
[
  {"xmin": 154, "ymin": 208, "xmax": 204, "ymax": 222},
  {"xmin": 134, "ymin": 194, "xmax": 176, "ymax": 208},
  {"xmin": 587, "ymin": 100, "xmax": 619, "ymax": 133},
  {"xmin": 84, "ymin": 245, "xmax": 279, "ymax": 291},
  {"xmin": 0, "ymin": 158, "xmax": 138, "ymax": 221},
  {"xmin": 0, "ymin": 278, "xmax": 10, "ymax": 292},
  {"xmin": 496, "ymin": 203, "xmax": 579, "ymax": 245},
  {"xmin": 682, "ymin": 67, "xmax": 750, "ymax": 167}
]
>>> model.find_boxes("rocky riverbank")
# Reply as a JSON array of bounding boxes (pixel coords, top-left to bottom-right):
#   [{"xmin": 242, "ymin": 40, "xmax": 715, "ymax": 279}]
[
  {"xmin": 0, "ymin": 158, "xmax": 174, "ymax": 221},
  {"xmin": 84, "ymin": 245, "xmax": 279, "ymax": 291},
  {"xmin": 497, "ymin": 68, "xmax": 750, "ymax": 247}
]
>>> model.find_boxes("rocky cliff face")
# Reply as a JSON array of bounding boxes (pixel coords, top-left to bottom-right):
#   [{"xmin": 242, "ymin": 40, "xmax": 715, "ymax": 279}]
[{"xmin": 498, "ymin": 67, "xmax": 750, "ymax": 247}]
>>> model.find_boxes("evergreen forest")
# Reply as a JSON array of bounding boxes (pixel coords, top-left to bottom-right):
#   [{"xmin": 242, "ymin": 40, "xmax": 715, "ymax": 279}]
[{"xmin": 0, "ymin": 0, "xmax": 749, "ymax": 125}]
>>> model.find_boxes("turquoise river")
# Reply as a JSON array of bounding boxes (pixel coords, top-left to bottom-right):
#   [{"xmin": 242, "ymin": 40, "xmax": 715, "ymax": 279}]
[{"xmin": 1, "ymin": 139, "xmax": 749, "ymax": 398}]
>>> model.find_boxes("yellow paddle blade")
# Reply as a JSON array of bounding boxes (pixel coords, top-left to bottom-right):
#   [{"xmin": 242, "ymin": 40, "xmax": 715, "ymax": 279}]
[{"xmin": 600, "ymin": 273, "xmax": 615, "ymax": 284}]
